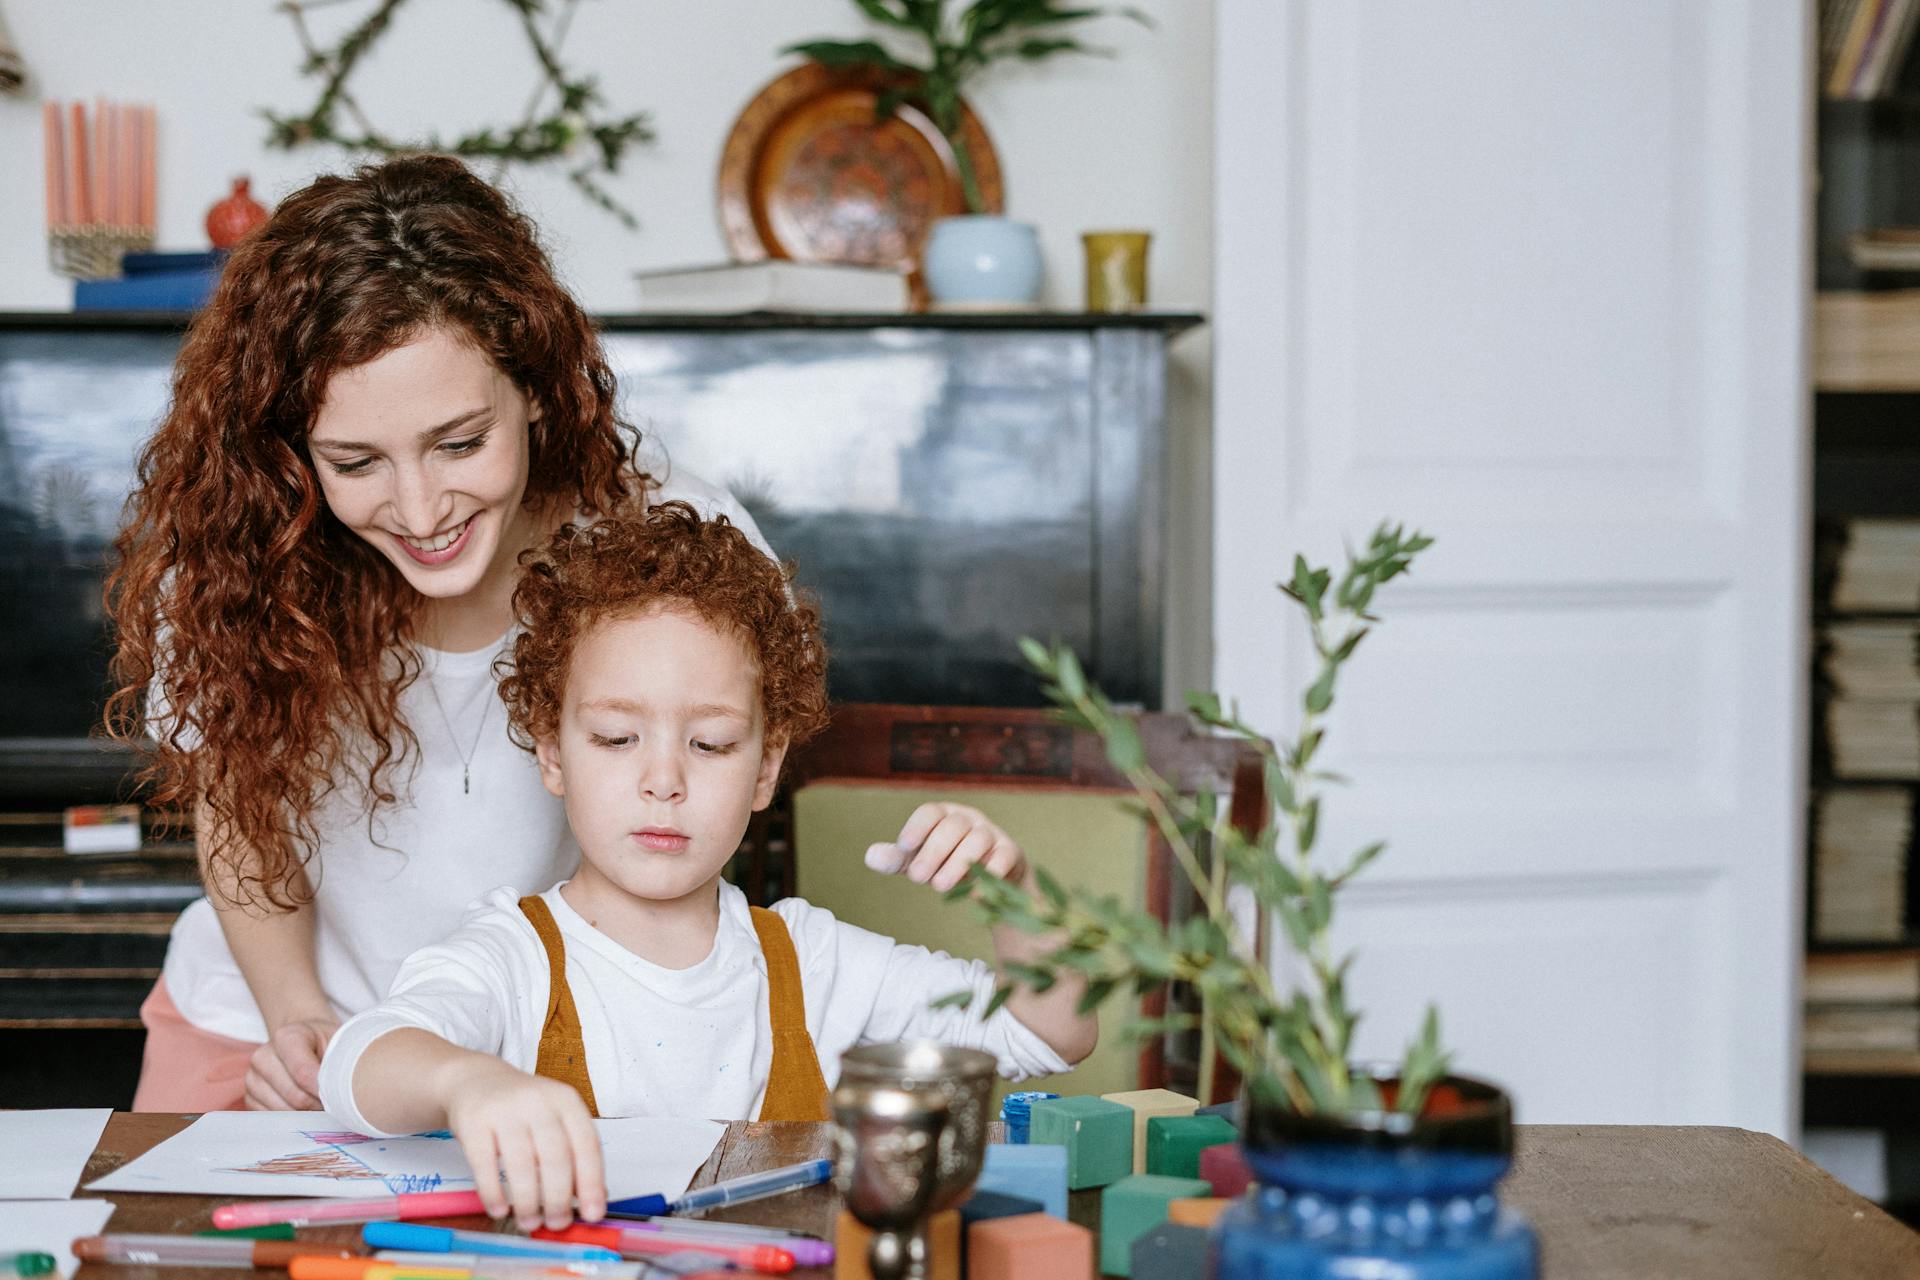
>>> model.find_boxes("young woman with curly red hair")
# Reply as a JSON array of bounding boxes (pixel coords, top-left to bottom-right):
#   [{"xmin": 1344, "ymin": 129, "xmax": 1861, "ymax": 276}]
[{"xmin": 106, "ymin": 156, "xmax": 768, "ymax": 1112}]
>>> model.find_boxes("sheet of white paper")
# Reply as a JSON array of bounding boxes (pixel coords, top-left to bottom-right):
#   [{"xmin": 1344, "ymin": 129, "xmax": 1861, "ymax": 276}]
[
  {"xmin": 0, "ymin": 1110, "xmax": 111, "ymax": 1199},
  {"xmin": 86, "ymin": 1112, "xmax": 724, "ymax": 1202},
  {"xmin": 0, "ymin": 1198, "xmax": 115, "ymax": 1277}
]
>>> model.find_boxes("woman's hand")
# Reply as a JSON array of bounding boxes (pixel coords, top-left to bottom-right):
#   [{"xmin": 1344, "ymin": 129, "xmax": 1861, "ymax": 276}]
[
  {"xmin": 443, "ymin": 1056, "xmax": 606, "ymax": 1230},
  {"xmin": 865, "ymin": 801, "xmax": 1028, "ymax": 893},
  {"xmin": 245, "ymin": 1016, "xmax": 340, "ymax": 1110}
]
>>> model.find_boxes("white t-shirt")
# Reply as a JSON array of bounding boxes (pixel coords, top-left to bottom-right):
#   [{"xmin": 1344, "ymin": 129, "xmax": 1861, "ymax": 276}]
[
  {"xmin": 318, "ymin": 881, "xmax": 1071, "ymax": 1132},
  {"xmin": 161, "ymin": 469, "xmax": 771, "ymax": 1043}
]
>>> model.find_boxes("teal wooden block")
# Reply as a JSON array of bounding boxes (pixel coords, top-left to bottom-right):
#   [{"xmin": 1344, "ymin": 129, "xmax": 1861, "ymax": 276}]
[
  {"xmin": 1028, "ymin": 1095, "xmax": 1134, "ymax": 1189},
  {"xmin": 1098, "ymin": 1174, "xmax": 1212, "ymax": 1276},
  {"xmin": 974, "ymin": 1142, "xmax": 1069, "ymax": 1218},
  {"xmin": 1145, "ymin": 1113, "xmax": 1239, "ymax": 1178},
  {"xmin": 1130, "ymin": 1223, "xmax": 1210, "ymax": 1280}
]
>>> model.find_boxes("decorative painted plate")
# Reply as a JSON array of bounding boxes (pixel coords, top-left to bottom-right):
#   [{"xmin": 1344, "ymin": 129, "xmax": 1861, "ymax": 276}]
[{"xmin": 718, "ymin": 63, "xmax": 1003, "ymax": 281}]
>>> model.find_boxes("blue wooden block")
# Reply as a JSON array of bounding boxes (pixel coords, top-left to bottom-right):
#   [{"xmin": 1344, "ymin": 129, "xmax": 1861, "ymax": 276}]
[
  {"xmin": 1195, "ymin": 1100, "xmax": 1239, "ymax": 1123},
  {"xmin": 1129, "ymin": 1223, "xmax": 1210, "ymax": 1280},
  {"xmin": 974, "ymin": 1142, "xmax": 1069, "ymax": 1219}
]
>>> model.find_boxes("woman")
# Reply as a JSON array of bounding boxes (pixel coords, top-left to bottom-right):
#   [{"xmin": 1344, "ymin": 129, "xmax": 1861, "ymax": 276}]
[{"xmin": 107, "ymin": 155, "xmax": 766, "ymax": 1111}]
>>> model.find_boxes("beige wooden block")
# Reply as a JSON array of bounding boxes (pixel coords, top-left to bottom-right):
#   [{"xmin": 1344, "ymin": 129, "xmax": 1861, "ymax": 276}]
[{"xmin": 1101, "ymin": 1088, "xmax": 1199, "ymax": 1173}]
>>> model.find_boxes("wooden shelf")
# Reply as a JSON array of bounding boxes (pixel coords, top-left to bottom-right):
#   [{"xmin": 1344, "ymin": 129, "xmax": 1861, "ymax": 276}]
[
  {"xmin": 1807, "ymin": 1049, "xmax": 1920, "ymax": 1076},
  {"xmin": 1816, "ymin": 290, "xmax": 1920, "ymax": 390}
]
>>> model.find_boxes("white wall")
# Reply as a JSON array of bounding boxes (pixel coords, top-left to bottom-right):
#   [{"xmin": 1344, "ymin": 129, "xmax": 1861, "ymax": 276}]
[{"xmin": 0, "ymin": 0, "xmax": 1215, "ymax": 695}]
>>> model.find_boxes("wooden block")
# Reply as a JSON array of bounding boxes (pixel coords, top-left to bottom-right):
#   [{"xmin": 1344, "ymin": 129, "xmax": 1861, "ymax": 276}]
[
  {"xmin": 1129, "ymin": 1223, "xmax": 1209, "ymax": 1280},
  {"xmin": 835, "ymin": 1208, "xmax": 959, "ymax": 1280},
  {"xmin": 1195, "ymin": 1100, "xmax": 1238, "ymax": 1123},
  {"xmin": 1167, "ymin": 1197, "xmax": 1231, "ymax": 1228},
  {"xmin": 1100, "ymin": 1088, "xmax": 1199, "ymax": 1174},
  {"xmin": 1028, "ymin": 1095, "xmax": 1134, "ymax": 1189},
  {"xmin": 969, "ymin": 1213, "xmax": 1095, "ymax": 1280},
  {"xmin": 1198, "ymin": 1141, "xmax": 1253, "ymax": 1198},
  {"xmin": 1145, "ymin": 1113, "xmax": 1238, "ymax": 1178},
  {"xmin": 1098, "ymin": 1174, "xmax": 1212, "ymax": 1276},
  {"xmin": 977, "ymin": 1138, "xmax": 1071, "ymax": 1215}
]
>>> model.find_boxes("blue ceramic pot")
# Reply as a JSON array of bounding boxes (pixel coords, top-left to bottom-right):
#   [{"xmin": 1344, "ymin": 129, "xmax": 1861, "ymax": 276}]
[
  {"xmin": 1211, "ymin": 1074, "xmax": 1539, "ymax": 1280},
  {"xmin": 922, "ymin": 215, "xmax": 1043, "ymax": 308}
]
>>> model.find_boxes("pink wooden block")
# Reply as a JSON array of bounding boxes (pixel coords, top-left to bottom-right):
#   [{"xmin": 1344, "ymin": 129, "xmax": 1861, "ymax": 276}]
[
  {"xmin": 1199, "ymin": 1142, "xmax": 1252, "ymax": 1198},
  {"xmin": 968, "ymin": 1213, "xmax": 1094, "ymax": 1280}
]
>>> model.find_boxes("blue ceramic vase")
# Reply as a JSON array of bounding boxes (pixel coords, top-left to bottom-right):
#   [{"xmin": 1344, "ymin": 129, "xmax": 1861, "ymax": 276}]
[
  {"xmin": 1211, "ymin": 1074, "xmax": 1539, "ymax": 1280},
  {"xmin": 922, "ymin": 215, "xmax": 1043, "ymax": 309}
]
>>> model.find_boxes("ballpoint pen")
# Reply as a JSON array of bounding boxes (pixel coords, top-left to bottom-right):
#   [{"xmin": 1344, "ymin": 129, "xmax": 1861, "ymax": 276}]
[{"xmin": 606, "ymin": 1158, "xmax": 832, "ymax": 1218}]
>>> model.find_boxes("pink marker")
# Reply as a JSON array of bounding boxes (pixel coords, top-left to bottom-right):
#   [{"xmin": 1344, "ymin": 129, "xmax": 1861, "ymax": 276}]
[{"xmin": 212, "ymin": 1190, "xmax": 488, "ymax": 1230}]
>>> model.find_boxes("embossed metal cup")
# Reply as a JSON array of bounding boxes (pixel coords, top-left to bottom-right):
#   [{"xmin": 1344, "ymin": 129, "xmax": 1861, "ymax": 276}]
[
  {"xmin": 832, "ymin": 1078, "xmax": 949, "ymax": 1280},
  {"xmin": 838, "ymin": 1041, "xmax": 997, "ymax": 1213}
]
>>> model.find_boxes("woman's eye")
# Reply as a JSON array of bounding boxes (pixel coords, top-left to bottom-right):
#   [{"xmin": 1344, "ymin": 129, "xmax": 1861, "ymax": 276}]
[
  {"xmin": 589, "ymin": 733, "xmax": 634, "ymax": 748},
  {"xmin": 441, "ymin": 432, "xmax": 489, "ymax": 457},
  {"xmin": 328, "ymin": 457, "xmax": 376, "ymax": 476}
]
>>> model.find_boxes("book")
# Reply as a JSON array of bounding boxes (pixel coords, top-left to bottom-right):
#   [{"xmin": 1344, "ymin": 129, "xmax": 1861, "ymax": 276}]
[
  {"xmin": 1826, "ymin": 698, "xmax": 1920, "ymax": 779},
  {"xmin": 1822, "ymin": 621, "xmax": 1920, "ymax": 699},
  {"xmin": 1812, "ymin": 786, "xmax": 1913, "ymax": 942},
  {"xmin": 1805, "ymin": 1002, "xmax": 1920, "ymax": 1052},
  {"xmin": 1847, "ymin": 227, "xmax": 1920, "ymax": 272},
  {"xmin": 1820, "ymin": 518, "xmax": 1920, "ymax": 613},
  {"xmin": 62, "ymin": 803, "xmax": 141, "ymax": 855},
  {"xmin": 120, "ymin": 249, "xmax": 226, "ymax": 276},
  {"xmin": 74, "ymin": 265, "xmax": 220, "ymax": 311},
  {"xmin": 632, "ymin": 261, "xmax": 910, "ymax": 314},
  {"xmin": 1807, "ymin": 950, "xmax": 1920, "ymax": 1004}
]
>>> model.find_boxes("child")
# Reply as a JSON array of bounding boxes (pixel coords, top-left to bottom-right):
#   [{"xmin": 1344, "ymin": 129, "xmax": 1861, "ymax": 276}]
[{"xmin": 315, "ymin": 501, "xmax": 1097, "ymax": 1230}]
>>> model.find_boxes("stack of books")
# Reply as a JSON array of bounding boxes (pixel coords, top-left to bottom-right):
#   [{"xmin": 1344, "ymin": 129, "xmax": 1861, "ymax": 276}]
[
  {"xmin": 1806, "ymin": 951, "xmax": 1920, "ymax": 1057},
  {"xmin": 631, "ymin": 261, "xmax": 910, "ymax": 314},
  {"xmin": 1822, "ymin": 519, "xmax": 1920, "ymax": 612},
  {"xmin": 1813, "ymin": 787, "xmax": 1913, "ymax": 943},
  {"xmin": 1823, "ymin": 0, "xmax": 1920, "ymax": 99},
  {"xmin": 73, "ymin": 249, "xmax": 225, "ymax": 312}
]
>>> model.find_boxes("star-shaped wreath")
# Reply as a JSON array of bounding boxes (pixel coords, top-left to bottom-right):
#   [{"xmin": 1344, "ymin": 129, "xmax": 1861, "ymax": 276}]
[{"xmin": 263, "ymin": 0, "xmax": 653, "ymax": 226}]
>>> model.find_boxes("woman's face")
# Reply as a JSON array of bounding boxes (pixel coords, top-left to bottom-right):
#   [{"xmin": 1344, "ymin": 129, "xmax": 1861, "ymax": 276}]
[{"xmin": 308, "ymin": 327, "xmax": 537, "ymax": 602}]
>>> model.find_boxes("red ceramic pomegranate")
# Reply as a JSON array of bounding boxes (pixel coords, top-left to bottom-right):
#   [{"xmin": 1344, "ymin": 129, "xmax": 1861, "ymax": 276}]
[{"xmin": 206, "ymin": 177, "xmax": 268, "ymax": 249}]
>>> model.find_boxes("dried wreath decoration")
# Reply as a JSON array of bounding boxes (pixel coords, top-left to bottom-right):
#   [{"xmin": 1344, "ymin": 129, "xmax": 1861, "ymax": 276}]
[{"xmin": 263, "ymin": 0, "xmax": 654, "ymax": 226}]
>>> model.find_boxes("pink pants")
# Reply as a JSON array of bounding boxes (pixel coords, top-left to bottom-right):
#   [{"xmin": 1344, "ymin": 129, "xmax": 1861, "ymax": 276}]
[{"xmin": 130, "ymin": 978, "xmax": 258, "ymax": 1112}]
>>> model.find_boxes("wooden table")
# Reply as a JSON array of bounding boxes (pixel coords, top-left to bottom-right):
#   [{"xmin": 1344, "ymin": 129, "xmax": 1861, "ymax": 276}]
[{"xmin": 66, "ymin": 1116, "xmax": 1920, "ymax": 1279}]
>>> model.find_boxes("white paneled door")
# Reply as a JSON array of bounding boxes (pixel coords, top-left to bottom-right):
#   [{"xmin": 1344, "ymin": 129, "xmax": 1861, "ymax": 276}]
[{"xmin": 1211, "ymin": 2, "xmax": 1809, "ymax": 1132}]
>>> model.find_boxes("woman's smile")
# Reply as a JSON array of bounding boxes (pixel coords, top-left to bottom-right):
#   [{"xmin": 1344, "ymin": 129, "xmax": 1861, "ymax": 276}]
[{"xmin": 396, "ymin": 514, "xmax": 477, "ymax": 565}]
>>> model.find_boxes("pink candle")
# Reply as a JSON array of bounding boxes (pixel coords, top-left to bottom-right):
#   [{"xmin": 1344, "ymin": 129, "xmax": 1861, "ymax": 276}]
[
  {"xmin": 139, "ymin": 105, "xmax": 156, "ymax": 234},
  {"xmin": 67, "ymin": 102, "xmax": 89, "ymax": 227},
  {"xmin": 92, "ymin": 98, "xmax": 108, "ymax": 228},
  {"xmin": 43, "ymin": 102, "xmax": 63, "ymax": 229},
  {"xmin": 103, "ymin": 101, "xmax": 119, "ymax": 226}
]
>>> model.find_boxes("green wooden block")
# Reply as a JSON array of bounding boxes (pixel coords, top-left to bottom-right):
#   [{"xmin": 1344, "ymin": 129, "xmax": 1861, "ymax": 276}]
[
  {"xmin": 1098, "ymin": 1174, "xmax": 1212, "ymax": 1276},
  {"xmin": 1028, "ymin": 1095, "xmax": 1135, "ymax": 1189},
  {"xmin": 1145, "ymin": 1113, "xmax": 1239, "ymax": 1179}
]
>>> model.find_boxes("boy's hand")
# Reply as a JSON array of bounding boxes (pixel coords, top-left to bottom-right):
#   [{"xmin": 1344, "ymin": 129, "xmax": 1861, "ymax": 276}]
[
  {"xmin": 866, "ymin": 801, "xmax": 1028, "ymax": 893},
  {"xmin": 442, "ymin": 1055, "xmax": 606, "ymax": 1230}
]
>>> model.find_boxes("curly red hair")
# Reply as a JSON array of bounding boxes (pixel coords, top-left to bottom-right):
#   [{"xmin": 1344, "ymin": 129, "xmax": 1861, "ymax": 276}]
[
  {"xmin": 500, "ymin": 502, "xmax": 829, "ymax": 757},
  {"xmin": 105, "ymin": 155, "xmax": 637, "ymax": 909}
]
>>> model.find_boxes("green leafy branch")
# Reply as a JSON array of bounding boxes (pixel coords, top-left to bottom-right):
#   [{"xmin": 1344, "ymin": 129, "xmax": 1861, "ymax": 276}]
[
  {"xmin": 265, "ymin": 0, "xmax": 655, "ymax": 227},
  {"xmin": 783, "ymin": 0, "xmax": 1150, "ymax": 213},
  {"xmin": 940, "ymin": 522, "xmax": 1452, "ymax": 1116}
]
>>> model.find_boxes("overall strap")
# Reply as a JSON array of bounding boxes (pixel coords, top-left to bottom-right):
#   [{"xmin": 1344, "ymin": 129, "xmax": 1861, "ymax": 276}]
[
  {"xmin": 748, "ymin": 906, "xmax": 831, "ymax": 1122},
  {"xmin": 518, "ymin": 895, "xmax": 601, "ymax": 1118}
]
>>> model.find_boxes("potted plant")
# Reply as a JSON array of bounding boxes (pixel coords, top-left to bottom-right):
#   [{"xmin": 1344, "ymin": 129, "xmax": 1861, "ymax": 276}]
[
  {"xmin": 785, "ymin": 0, "xmax": 1147, "ymax": 308},
  {"xmin": 948, "ymin": 524, "xmax": 1540, "ymax": 1278}
]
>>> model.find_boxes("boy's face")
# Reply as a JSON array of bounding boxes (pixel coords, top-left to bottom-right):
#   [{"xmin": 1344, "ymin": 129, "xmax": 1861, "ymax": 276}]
[{"xmin": 534, "ymin": 604, "xmax": 786, "ymax": 906}]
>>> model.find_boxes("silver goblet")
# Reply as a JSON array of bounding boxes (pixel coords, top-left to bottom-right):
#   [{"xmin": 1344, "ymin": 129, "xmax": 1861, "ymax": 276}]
[
  {"xmin": 839, "ymin": 1041, "xmax": 998, "ymax": 1214},
  {"xmin": 832, "ymin": 1078, "xmax": 949, "ymax": 1280}
]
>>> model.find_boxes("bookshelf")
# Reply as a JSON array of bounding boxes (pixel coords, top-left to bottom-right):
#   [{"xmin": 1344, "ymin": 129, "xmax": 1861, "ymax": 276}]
[{"xmin": 1806, "ymin": 9, "xmax": 1920, "ymax": 1214}]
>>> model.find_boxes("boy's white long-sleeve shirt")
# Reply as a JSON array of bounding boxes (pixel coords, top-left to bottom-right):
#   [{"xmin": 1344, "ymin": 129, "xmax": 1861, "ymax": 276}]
[{"xmin": 318, "ymin": 880, "xmax": 1070, "ymax": 1132}]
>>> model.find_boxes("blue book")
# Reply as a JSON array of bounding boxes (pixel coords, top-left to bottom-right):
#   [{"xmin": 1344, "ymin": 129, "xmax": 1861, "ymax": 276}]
[
  {"xmin": 119, "ymin": 249, "xmax": 226, "ymax": 276},
  {"xmin": 74, "ymin": 267, "xmax": 221, "ymax": 312}
]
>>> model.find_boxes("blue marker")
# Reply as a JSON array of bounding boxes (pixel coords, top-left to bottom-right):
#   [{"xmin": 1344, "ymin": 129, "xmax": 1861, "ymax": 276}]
[
  {"xmin": 362, "ymin": 1222, "xmax": 622, "ymax": 1261},
  {"xmin": 607, "ymin": 1157, "xmax": 833, "ymax": 1217}
]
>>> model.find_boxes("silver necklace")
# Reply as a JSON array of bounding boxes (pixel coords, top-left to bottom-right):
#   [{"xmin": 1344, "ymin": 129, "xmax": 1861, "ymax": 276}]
[{"xmin": 423, "ymin": 669, "xmax": 492, "ymax": 795}]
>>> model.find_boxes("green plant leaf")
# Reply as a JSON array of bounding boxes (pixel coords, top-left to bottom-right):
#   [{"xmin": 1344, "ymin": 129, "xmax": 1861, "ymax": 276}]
[
  {"xmin": 929, "ymin": 987, "xmax": 973, "ymax": 1010},
  {"xmin": 1305, "ymin": 665, "xmax": 1336, "ymax": 714},
  {"xmin": 1104, "ymin": 714, "xmax": 1144, "ymax": 773},
  {"xmin": 783, "ymin": 39, "xmax": 911, "ymax": 69}
]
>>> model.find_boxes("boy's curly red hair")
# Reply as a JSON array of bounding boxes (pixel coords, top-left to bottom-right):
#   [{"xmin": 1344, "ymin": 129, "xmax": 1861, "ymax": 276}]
[{"xmin": 500, "ymin": 502, "xmax": 829, "ymax": 753}]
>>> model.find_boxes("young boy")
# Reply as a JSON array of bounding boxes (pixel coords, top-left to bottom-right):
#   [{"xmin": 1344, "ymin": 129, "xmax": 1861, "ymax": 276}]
[{"xmin": 315, "ymin": 501, "xmax": 1097, "ymax": 1230}]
